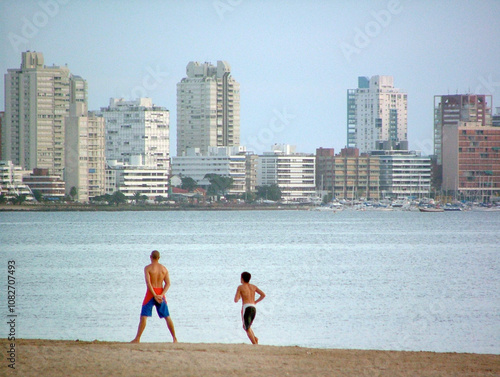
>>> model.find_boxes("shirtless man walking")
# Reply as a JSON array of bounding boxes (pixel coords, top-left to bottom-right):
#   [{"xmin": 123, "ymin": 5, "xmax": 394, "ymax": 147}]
[
  {"xmin": 234, "ymin": 271, "xmax": 266, "ymax": 344},
  {"xmin": 131, "ymin": 250, "xmax": 177, "ymax": 343}
]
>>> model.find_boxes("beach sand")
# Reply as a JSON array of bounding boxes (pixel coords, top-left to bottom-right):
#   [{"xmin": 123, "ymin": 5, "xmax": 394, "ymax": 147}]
[{"xmin": 2, "ymin": 339, "xmax": 498, "ymax": 376}]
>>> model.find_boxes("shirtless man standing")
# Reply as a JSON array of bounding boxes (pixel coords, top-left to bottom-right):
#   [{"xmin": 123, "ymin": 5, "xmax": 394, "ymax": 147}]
[
  {"xmin": 131, "ymin": 250, "xmax": 177, "ymax": 343},
  {"xmin": 234, "ymin": 271, "xmax": 266, "ymax": 344}
]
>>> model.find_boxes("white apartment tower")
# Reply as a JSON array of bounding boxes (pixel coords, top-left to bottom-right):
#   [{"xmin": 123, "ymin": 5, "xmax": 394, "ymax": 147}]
[
  {"xmin": 65, "ymin": 103, "xmax": 106, "ymax": 202},
  {"xmin": 2, "ymin": 51, "xmax": 87, "ymax": 178},
  {"xmin": 347, "ymin": 76, "xmax": 407, "ymax": 153},
  {"xmin": 177, "ymin": 61, "xmax": 240, "ymax": 156},
  {"xmin": 99, "ymin": 98, "xmax": 170, "ymax": 169}
]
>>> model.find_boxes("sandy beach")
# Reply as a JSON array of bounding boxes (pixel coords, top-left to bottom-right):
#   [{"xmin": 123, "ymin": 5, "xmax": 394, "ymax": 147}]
[{"xmin": 2, "ymin": 339, "xmax": 498, "ymax": 377}]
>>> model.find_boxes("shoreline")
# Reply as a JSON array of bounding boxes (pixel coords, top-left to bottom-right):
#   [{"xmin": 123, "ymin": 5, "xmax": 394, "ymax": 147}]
[
  {"xmin": 0, "ymin": 203, "xmax": 310, "ymax": 212},
  {"xmin": 2, "ymin": 339, "xmax": 498, "ymax": 377}
]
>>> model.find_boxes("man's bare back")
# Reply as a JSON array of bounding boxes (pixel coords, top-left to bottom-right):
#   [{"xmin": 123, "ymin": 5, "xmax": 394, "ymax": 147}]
[
  {"xmin": 145, "ymin": 263, "xmax": 168, "ymax": 288},
  {"xmin": 235, "ymin": 283, "xmax": 263, "ymax": 305}
]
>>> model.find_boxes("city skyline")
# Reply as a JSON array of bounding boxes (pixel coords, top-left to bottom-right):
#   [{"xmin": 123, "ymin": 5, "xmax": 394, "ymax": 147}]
[{"xmin": 1, "ymin": 0, "xmax": 499, "ymax": 156}]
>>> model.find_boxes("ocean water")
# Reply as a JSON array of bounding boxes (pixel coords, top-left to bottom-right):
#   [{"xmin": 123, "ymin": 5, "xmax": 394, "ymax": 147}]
[{"xmin": 1, "ymin": 209, "xmax": 499, "ymax": 354}]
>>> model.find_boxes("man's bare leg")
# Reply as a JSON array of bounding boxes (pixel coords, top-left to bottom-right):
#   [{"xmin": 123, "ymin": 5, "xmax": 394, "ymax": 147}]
[
  {"xmin": 246, "ymin": 328, "xmax": 258, "ymax": 345},
  {"xmin": 131, "ymin": 316, "xmax": 148, "ymax": 343},
  {"xmin": 165, "ymin": 316, "xmax": 178, "ymax": 343}
]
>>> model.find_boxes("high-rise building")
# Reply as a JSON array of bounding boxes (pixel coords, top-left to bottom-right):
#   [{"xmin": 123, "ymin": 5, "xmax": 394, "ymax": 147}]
[
  {"xmin": 347, "ymin": 76, "xmax": 408, "ymax": 153},
  {"xmin": 2, "ymin": 51, "xmax": 87, "ymax": 178},
  {"xmin": 65, "ymin": 103, "xmax": 106, "ymax": 202},
  {"xmin": 441, "ymin": 120, "xmax": 500, "ymax": 202},
  {"xmin": 0, "ymin": 111, "xmax": 4, "ymax": 160},
  {"xmin": 434, "ymin": 94, "xmax": 492, "ymax": 165},
  {"xmin": 177, "ymin": 61, "xmax": 240, "ymax": 156},
  {"xmin": 98, "ymin": 98, "xmax": 170, "ymax": 169}
]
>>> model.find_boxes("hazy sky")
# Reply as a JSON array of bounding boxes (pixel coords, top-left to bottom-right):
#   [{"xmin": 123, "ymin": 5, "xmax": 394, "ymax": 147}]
[{"xmin": 1, "ymin": 0, "xmax": 499, "ymax": 155}]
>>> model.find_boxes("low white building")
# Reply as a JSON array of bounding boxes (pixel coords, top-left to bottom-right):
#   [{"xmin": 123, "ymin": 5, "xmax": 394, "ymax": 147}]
[
  {"xmin": 0, "ymin": 160, "xmax": 34, "ymax": 200},
  {"xmin": 257, "ymin": 144, "xmax": 316, "ymax": 202},
  {"xmin": 106, "ymin": 156, "xmax": 169, "ymax": 200},
  {"xmin": 371, "ymin": 149, "xmax": 431, "ymax": 199},
  {"xmin": 171, "ymin": 146, "xmax": 247, "ymax": 195}
]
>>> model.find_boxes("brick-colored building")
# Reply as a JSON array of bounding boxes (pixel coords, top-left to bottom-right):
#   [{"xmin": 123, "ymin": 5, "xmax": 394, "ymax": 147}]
[
  {"xmin": 315, "ymin": 147, "xmax": 380, "ymax": 200},
  {"xmin": 442, "ymin": 121, "xmax": 500, "ymax": 202}
]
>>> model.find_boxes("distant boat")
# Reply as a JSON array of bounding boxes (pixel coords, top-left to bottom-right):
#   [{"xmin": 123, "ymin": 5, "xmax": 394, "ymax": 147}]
[
  {"xmin": 443, "ymin": 207, "xmax": 462, "ymax": 211},
  {"xmin": 419, "ymin": 207, "xmax": 444, "ymax": 213}
]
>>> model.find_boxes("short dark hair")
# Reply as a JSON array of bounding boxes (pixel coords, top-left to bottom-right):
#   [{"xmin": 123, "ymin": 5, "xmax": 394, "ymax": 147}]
[
  {"xmin": 241, "ymin": 271, "xmax": 251, "ymax": 283},
  {"xmin": 151, "ymin": 250, "xmax": 160, "ymax": 260}
]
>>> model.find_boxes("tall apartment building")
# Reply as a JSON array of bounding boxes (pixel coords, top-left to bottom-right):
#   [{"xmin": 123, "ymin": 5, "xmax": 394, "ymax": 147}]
[
  {"xmin": 2, "ymin": 51, "xmax": 87, "ymax": 178},
  {"xmin": 441, "ymin": 120, "xmax": 499, "ymax": 202},
  {"xmin": 257, "ymin": 144, "xmax": 316, "ymax": 202},
  {"xmin": 370, "ymin": 149, "xmax": 431, "ymax": 199},
  {"xmin": 434, "ymin": 94, "xmax": 498, "ymax": 200},
  {"xmin": 177, "ymin": 61, "xmax": 240, "ymax": 156},
  {"xmin": 65, "ymin": 103, "xmax": 106, "ymax": 202},
  {"xmin": 347, "ymin": 76, "xmax": 408, "ymax": 153},
  {"xmin": 0, "ymin": 112, "xmax": 4, "ymax": 160},
  {"xmin": 434, "ymin": 94, "xmax": 492, "ymax": 165},
  {"xmin": 98, "ymin": 98, "xmax": 170, "ymax": 169},
  {"xmin": 171, "ymin": 146, "xmax": 247, "ymax": 196}
]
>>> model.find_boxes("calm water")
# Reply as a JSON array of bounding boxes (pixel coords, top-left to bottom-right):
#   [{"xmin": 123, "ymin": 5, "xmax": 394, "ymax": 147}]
[{"xmin": 1, "ymin": 209, "xmax": 499, "ymax": 353}]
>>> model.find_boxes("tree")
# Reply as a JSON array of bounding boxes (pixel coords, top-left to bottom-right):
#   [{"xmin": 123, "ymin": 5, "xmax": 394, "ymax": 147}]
[
  {"xmin": 244, "ymin": 192, "xmax": 257, "ymax": 202},
  {"xmin": 69, "ymin": 186, "xmax": 78, "ymax": 201},
  {"xmin": 181, "ymin": 176, "xmax": 198, "ymax": 192},
  {"xmin": 204, "ymin": 174, "xmax": 233, "ymax": 198},
  {"xmin": 11, "ymin": 194, "xmax": 27, "ymax": 205},
  {"xmin": 110, "ymin": 191, "xmax": 127, "ymax": 206},
  {"xmin": 256, "ymin": 184, "xmax": 282, "ymax": 201},
  {"xmin": 155, "ymin": 196, "xmax": 166, "ymax": 204},
  {"xmin": 91, "ymin": 193, "xmax": 113, "ymax": 204},
  {"xmin": 133, "ymin": 191, "xmax": 147, "ymax": 205},
  {"xmin": 32, "ymin": 190, "xmax": 43, "ymax": 202},
  {"xmin": 0, "ymin": 194, "xmax": 7, "ymax": 205}
]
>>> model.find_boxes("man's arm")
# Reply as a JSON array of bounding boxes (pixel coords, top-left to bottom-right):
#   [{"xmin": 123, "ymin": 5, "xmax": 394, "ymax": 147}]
[
  {"xmin": 234, "ymin": 286, "xmax": 241, "ymax": 303},
  {"xmin": 254, "ymin": 286, "xmax": 266, "ymax": 304},
  {"xmin": 161, "ymin": 268, "xmax": 171, "ymax": 297},
  {"xmin": 144, "ymin": 267, "xmax": 157, "ymax": 297}
]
